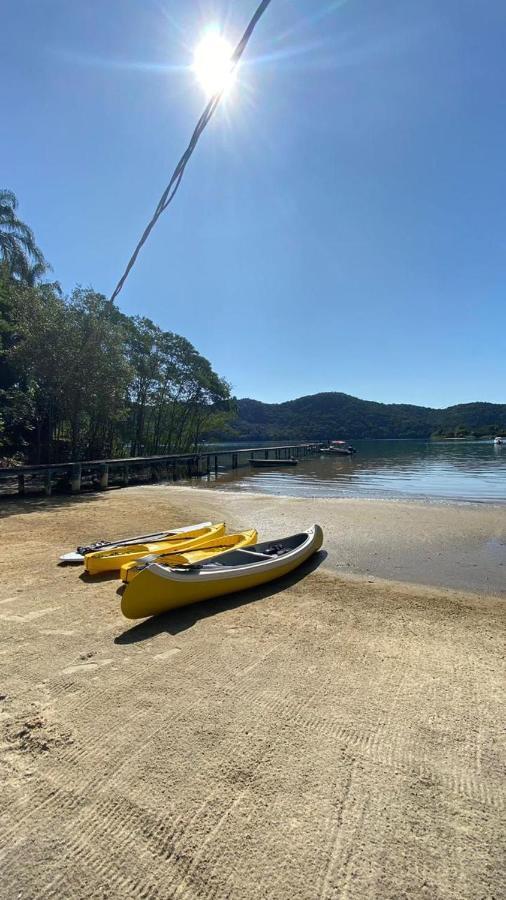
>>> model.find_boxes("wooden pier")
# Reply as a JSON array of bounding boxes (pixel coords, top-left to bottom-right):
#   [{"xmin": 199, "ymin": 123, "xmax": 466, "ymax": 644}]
[{"xmin": 0, "ymin": 444, "xmax": 322, "ymax": 498}]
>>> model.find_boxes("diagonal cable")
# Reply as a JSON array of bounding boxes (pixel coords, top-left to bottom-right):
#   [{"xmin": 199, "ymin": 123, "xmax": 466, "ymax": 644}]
[{"xmin": 110, "ymin": 0, "xmax": 273, "ymax": 303}]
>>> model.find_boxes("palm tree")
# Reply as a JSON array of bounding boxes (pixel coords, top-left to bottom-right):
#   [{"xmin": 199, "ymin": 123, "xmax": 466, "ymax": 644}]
[{"xmin": 0, "ymin": 189, "xmax": 49, "ymax": 283}]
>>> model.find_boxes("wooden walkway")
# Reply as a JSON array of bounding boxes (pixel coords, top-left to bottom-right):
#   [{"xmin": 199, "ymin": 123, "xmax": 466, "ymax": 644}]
[{"xmin": 0, "ymin": 444, "xmax": 323, "ymax": 497}]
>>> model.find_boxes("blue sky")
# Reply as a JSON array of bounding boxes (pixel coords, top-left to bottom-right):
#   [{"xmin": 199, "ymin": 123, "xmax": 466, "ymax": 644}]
[{"xmin": 2, "ymin": 0, "xmax": 505, "ymax": 407}]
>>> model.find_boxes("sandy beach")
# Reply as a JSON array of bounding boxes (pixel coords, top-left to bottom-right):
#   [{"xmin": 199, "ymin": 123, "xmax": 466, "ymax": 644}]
[{"xmin": 1, "ymin": 485, "xmax": 505, "ymax": 899}]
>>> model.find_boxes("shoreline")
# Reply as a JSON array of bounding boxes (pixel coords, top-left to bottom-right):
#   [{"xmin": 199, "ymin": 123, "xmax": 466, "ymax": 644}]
[
  {"xmin": 180, "ymin": 480, "xmax": 506, "ymax": 508},
  {"xmin": 129, "ymin": 484, "xmax": 506, "ymax": 597},
  {"xmin": 1, "ymin": 484, "xmax": 504, "ymax": 595}
]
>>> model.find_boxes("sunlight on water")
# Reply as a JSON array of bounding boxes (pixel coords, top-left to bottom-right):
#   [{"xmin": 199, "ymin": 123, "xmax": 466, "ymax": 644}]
[{"xmin": 195, "ymin": 440, "xmax": 506, "ymax": 503}]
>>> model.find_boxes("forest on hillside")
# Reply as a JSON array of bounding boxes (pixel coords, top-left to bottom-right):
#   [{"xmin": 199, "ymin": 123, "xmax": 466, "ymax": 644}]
[
  {"xmin": 208, "ymin": 394, "xmax": 506, "ymax": 442},
  {"xmin": 0, "ymin": 190, "xmax": 232, "ymax": 465}
]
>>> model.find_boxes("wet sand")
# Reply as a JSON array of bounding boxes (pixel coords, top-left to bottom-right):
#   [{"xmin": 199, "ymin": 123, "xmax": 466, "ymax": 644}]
[
  {"xmin": 0, "ymin": 486, "xmax": 505, "ymax": 899},
  {"xmin": 143, "ymin": 484, "xmax": 506, "ymax": 595}
]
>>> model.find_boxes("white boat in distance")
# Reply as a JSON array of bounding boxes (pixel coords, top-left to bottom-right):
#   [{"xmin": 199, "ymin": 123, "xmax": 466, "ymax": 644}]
[
  {"xmin": 320, "ymin": 440, "xmax": 356, "ymax": 456},
  {"xmin": 494, "ymin": 436, "xmax": 504, "ymax": 445}
]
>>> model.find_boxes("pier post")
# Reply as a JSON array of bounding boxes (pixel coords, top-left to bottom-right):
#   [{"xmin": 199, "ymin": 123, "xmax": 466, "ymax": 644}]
[
  {"xmin": 123, "ymin": 465, "xmax": 129, "ymax": 486},
  {"xmin": 18, "ymin": 473, "xmax": 25, "ymax": 496},
  {"xmin": 215, "ymin": 455, "xmax": 218, "ymax": 476},
  {"xmin": 99, "ymin": 464, "xmax": 109, "ymax": 490},
  {"xmin": 44, "ymin": 470, "xmax": 52, "ymax": 497},
  {"xmin": 70, "ymin": 464, "xmax": 81, "ymax": 494}
]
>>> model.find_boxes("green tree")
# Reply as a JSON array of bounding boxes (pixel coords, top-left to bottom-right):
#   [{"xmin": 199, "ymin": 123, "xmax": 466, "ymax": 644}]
[
  {"xmin": 0, "ymin": 192, "xmax": 232, "ymax": 467},
  {"xmin": 0, "ymin": 190, "xmax": 49, "ymax": 284},
  {"xmin": 123, "ymin": 322, "xmax": 232, "ymax": 455},
  {"xmin": 123, "ymin": 316, "xmax": 162, "ymax": 456},
  {"xmin": 10, "ymin": 287, "xmax": 132, "ymax": 462},
  {"xmin": 0, "ymin": 265, "xmax": 39, "ymax": 458}
]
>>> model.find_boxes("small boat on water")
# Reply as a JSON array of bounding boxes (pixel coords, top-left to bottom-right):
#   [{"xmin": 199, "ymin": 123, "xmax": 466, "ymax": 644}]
[
  {"xmin": 250, "ymin": 457, "xmax": 298, "ymax": 467},
  {"xmin": 121, "ymin": 524, "xmax": 324, "ymax": 619},
  {"xmin": 494, "ymin": 436, "xmax": 504, "ymax": 445},
  {"xmin": 120, "ymin": 530, "xmax": 258, "ymax": 583},
  {"xmin": 60, "ymin": 521, "xmax": 213, "ymax": 563},
  {"xmin": 84, "ymin": 522, "xmax": 226, "ymax": 575},
  {"xmin": 320, "ymin": 440, "xmax": 356, "ymax": 456}
]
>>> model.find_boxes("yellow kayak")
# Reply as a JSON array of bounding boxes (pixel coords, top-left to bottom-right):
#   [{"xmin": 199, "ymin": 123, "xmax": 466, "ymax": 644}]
[
  {"xmin": 121, "ymin": 525, "xmax": 323, "ymax": 620},
  {"xmin": 60, "ymin": 520, "xmax": 213, "ymax": 563},
  {"xmin": 120, "ymin": 530, "xmax": 258, "ymax": 583},
  {"xmin": 84, "ymin": 522, "xmax": 226, "ymax": 575}
]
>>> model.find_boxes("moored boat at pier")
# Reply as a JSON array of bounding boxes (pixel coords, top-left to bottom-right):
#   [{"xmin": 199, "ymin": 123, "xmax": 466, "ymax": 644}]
[{"xmin": 320, "ymin": 440, "xmax": 356, "ymax": 456}]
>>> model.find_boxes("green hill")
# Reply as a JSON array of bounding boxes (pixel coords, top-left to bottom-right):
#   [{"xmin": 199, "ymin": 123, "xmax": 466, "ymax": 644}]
[{"xmin": 207, "ymin": 393, "xmax": 506, "ymax": 441}]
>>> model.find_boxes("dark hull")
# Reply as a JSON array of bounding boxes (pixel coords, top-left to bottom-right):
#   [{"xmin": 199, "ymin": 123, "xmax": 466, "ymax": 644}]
[
  {"xmin": 250, "ymin": 458, "xmax": 298, "ymax": 467},
  {"xmin": 320, "ymin": 448, "xmax": 354, "ymax": 456}
]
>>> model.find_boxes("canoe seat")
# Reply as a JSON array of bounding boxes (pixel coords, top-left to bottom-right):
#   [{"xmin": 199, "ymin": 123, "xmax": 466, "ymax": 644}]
[
  {"xmin": 171, "ymin": 560, "xmax": 246, "ymax": 573},
  {"xmin": 170, "ymin": 546, "xmax": 291, "ymax": 573},
  {"xmin": 262, "ymin": 543, "xmax": 290, "ymax": 556}
]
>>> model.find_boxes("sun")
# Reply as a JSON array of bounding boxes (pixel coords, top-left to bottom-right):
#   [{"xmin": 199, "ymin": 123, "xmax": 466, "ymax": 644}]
[{"xmin": 193, "ymin": 30, "xmax": 236, "ymax": 97}]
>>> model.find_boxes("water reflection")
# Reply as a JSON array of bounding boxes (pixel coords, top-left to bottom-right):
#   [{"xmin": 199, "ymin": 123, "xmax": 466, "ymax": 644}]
[{"xmin": 195, "ymin": 440, "xmax": 506, "ymax": 503}]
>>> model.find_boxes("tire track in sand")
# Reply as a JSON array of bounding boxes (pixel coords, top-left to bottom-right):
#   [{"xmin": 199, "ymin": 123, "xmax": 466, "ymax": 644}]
[
  {"xmin": 289, "ymin": 712, "xmax": 505, "ymax": 811},
  {"xmin": 0, "ymin": 646, "xmax": 315, "ymax": 879}
]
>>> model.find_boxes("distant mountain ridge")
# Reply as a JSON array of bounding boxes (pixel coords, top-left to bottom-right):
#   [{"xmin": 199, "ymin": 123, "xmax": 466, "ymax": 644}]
[{"xmin": 208, "ymin": 392, "xmax": 506, "ymax": 441}]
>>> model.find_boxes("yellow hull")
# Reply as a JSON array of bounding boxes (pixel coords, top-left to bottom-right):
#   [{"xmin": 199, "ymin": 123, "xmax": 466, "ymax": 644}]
[
  {"xmin": 84, "ymin": 523, "xmax": 226, "ymax": 575},
  {"xmin": 121, "ymin": 525, "xmax": 323, "ymax": 619},
  {"xmin": 120, "ymin": 530, "xmax": 258, "ymax": 583}
]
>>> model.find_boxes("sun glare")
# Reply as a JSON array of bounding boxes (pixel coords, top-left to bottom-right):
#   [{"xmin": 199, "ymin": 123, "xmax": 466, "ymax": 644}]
[{"xmin": 193, "ymin": 31, "xmax": 236, "ymax": 97}]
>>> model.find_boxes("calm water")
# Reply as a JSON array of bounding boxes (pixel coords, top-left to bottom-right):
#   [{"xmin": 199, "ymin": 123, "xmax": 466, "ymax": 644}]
[{"xmin": 195, "ymin": 440, "xmax": 506, "ymax": 504}]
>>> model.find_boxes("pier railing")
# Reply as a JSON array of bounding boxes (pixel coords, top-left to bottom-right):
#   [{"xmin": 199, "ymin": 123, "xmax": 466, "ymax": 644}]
[{"xmin": 0, "ymin": 443, "xmax": 322, "ymax": 498}]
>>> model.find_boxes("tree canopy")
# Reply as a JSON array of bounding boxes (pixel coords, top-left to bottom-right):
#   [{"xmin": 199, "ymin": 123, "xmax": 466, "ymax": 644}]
[
  {"xmin": 0, "ymin": 190, "xmax": 49, "ymax": 284},
  {"xmin": 0, "ymin": 191, "xmax": 232, "ymax": 465}
]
